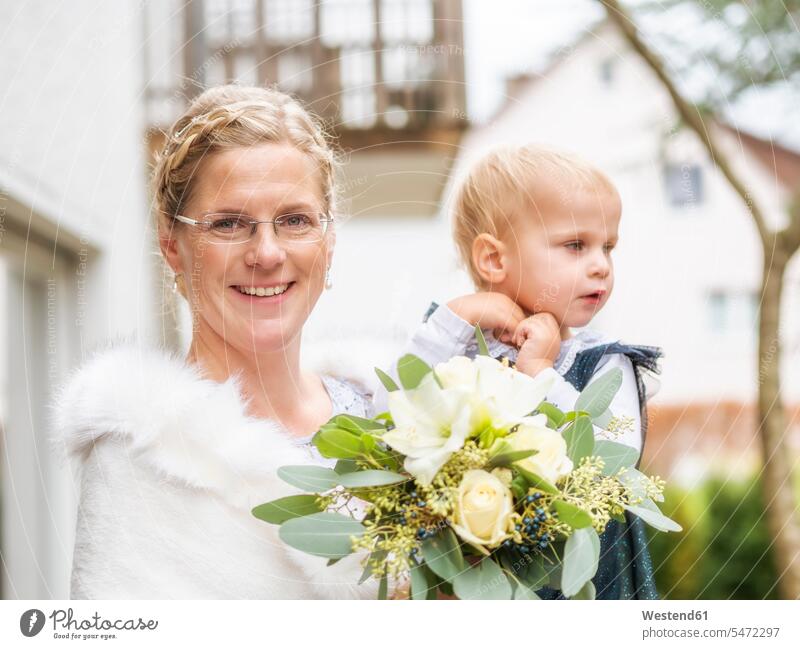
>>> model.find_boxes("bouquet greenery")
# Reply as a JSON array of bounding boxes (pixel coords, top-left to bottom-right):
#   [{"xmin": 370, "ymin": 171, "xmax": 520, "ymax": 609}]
[{"xmin": 253, "ymin": 330, "xmax": 681, "ymax": 599}]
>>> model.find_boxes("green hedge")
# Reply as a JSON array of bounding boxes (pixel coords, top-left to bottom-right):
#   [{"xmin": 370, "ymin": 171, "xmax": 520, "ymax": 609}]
[{"xmin": 646, "ymin": 474, "xmax": 782, "ymax": 599}]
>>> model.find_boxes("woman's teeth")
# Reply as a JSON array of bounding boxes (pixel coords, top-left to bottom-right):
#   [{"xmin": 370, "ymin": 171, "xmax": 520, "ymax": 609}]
[{"xmin": 236, "ymin": 284, "xmax": 290, "ymax": 297}]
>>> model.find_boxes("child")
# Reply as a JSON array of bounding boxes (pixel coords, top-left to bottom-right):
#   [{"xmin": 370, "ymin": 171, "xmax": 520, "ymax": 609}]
[{"xmin": 401, "ymin": 145, "xmax": 663, "ymax": 599}]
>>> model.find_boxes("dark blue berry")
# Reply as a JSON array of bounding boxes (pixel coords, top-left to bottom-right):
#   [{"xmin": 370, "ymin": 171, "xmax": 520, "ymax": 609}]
[
  {"xmin": 523, "ymin": 516, "xmax": 532, "ymax": 525},
  {"xmin": 417, "ymin": 500, "xmax": 426, "ymax": 507},
  {"xmin": 526, "ymin": 495, "xmax": 535, "ymax": 503},
  {"xmin": 520, "ymin": 545, "xmax": 530, "ymax": 553},
  {"xmin": 535, "ymin": 507, "xmax": 544, "ymax": 515}
]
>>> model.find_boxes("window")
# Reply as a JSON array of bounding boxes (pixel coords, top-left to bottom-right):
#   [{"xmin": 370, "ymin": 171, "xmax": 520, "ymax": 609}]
[
  {"xmin": 599, "ymin": 58, "xmax": 615, "ymax": 85},
  {"xmin": 664, "ymin": 163, "xmax": 704, "ymax": 208},
  {"xmin": 707, "ymin": 290, "xmax": 758, "ymax": 333}
]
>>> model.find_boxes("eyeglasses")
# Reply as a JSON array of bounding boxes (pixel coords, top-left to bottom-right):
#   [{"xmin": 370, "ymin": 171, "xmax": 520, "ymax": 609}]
[{"xmin": 173, "ymin": 212, "xmax": 333, "ymax": 244}]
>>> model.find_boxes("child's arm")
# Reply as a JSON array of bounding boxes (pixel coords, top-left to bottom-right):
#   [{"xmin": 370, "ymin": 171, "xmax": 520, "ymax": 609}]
[
  {"xmin": 372, "ymin": 294, "xmax": 523, "ymax": 414},
  {"xmin": 404, "ymin": 293, "xmax": 524, "ymax": 367}
]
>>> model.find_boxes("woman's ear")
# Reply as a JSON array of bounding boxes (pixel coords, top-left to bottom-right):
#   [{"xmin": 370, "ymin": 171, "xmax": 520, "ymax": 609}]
[
  {"xmin": 472, "ymin": 233, "xmax": 508, "ymax": 287},
  {"xmin": 158, "ymin": 220, "xmax": 183, "ymax": 276}
]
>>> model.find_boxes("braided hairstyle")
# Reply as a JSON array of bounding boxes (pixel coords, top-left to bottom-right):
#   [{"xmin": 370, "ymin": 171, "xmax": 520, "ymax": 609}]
[{"xmin": 152, "ymin": 85, "xmax": 337, "ymax": 235}]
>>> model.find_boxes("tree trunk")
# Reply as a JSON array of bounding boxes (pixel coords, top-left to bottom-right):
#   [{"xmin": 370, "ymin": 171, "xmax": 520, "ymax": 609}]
[
  {"xmin": 758, "ymin": 240, "xmax": 800, "ymax": 598},
  {"xmin": 599, "ymin": 0, "xmax": 800, "ymax": 599}
]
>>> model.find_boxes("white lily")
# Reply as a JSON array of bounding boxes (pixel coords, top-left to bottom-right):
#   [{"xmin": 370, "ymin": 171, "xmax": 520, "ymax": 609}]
[
  {"xmin": 435, "ymin": 355, "xmax": 555, "ymax": 432},
  {"xmin": 382, "ymin": 372, "xmax": 474, "ymax": 485}
]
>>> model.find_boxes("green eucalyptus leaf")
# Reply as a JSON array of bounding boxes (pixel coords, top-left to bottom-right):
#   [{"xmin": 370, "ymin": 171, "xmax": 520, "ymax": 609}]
[
  {"xmin": 486, "ymin": 449, "xmax": 538, "ymax": 469},
  {"xmin": 575, "ymin": 368, "xmax": 623, "ymax": 417},
  {"xmin": 553, "ymin": 500, "xmax": 593, "ymax": 529},
  {"xmin": 475, "ymin": 325, "xmax": 489, "ymax": 356},
  {"xmin": 536, "ymin": 402, "xmax": 566, "ymax": 428},
  {"xmin": 572, "ymin": 580, "xmax": 596, "ymax": 600},
  {"xmin": 336, "ymin": 469, "xmax": 408, "ymax": 488},
  {"xmin": 278, "ymin": 512, "xmax": 364, "ymax": 559},
  {"xmin": 361, "ymin": 434, "xmax": 377, "ymax": 454},
  {"xmin": 500, "ymin": 551, "xmax": 548, "ymax": 590},
  {"xmin": 313, "ymin": 428, "xmax": 363, "ymax": 459},
  {"xmin": 277, "ymin": 466, "xmax": 340, "ymax": 492},
  {"xmin": 359, "ymin": 549, "xmax": 387, "ymax": 585},
  {"xmin": 421, "ymin": 528, "xmax": 465, "ymax": 582},
  {"xmin": 335, "ymin": 414, "xmax": 386, "ymax": 434},
  {"xmin": 625, "ymin": 499, "xmax": 683, "ymax": 532},
  {"xmin": 375, "ymin": 368, "xmax": 399, "ymax": 392},
  {"xmin": 410, "ymin": 561, "xmax": 432, "ymax": 600},
  {"xmin": 513, "ymin": 580, "xmax": 542, "ymax": 600},
  {"xmin": 592, "ymin": 408, "xmax": 613, "ymax": 429},
  {"xmin": 251, "ymin": 495, "xmax": 322, "ymax": 525},
  {"xmin": 561, "ymin": 527, "xmax": 600, "ymax": 597},
  {"xmin": 453, "ymin": 558, "xmax": 513, "ymax": 600},
  {"xmin": 378, "ymin": 573, "xmax": 389, "ymax": 600},
  {"xmin": 396, "ymin": 354, "xmax": 433, "ymax": 390},
  {"xmin": 334, "ymin": 458, "xmax": 359, "ymax": 474},
  {"xmin": 513, "ymin": 465, "xmax": 559, "ymax": 495},
  {"xmin": 594, "ymin": 440, "xmax": 640, "ymax": 476},
  {"xmin": 617, "ymin": 466, "xmax": 655, "ymax": 499},
  {"xmin": 562, "ymin": 415, "xmax": 594, "ymax": 464}
]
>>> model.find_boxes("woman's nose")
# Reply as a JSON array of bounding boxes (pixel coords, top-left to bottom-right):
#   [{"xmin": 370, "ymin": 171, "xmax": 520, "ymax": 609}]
[{"xmin": 243, "ymin": 224, "xmax": 287, "ymax": 268}]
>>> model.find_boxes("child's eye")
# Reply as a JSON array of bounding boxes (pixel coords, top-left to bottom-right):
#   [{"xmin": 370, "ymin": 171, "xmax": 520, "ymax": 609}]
[{"xmin": 565, "ymin": 241, "xmax": 583, "ymax": 251}]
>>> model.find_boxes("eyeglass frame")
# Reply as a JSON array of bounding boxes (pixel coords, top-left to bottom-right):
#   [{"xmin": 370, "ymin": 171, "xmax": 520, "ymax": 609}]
[{"xmin": 172, "ymin": 212, "xmax": 334, "ymax": 245}]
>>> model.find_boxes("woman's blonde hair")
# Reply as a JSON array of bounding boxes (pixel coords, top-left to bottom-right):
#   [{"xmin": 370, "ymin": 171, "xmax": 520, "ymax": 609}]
[
  {"xmin": 152, "ymin": 84, "xmax": 336, "ymax": 233},
  {"xmin": 452, "ymin": 144, "xmax": 617, "ymax": 289}
]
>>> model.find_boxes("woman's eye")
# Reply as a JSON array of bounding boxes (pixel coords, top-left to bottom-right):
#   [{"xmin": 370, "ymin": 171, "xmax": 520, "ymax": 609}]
[
  {"xmin": 210, "ymin": 216, "xmax": 247, "ymax": 231},
  {"xmin": 277, "ymin": 214, "xmax": 312, "ymax": 229}
]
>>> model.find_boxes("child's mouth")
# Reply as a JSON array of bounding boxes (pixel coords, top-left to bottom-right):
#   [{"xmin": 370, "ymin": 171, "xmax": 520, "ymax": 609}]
[{"xmin": 580, "ymin": 290, "xmax": 606, "ymax": 304}]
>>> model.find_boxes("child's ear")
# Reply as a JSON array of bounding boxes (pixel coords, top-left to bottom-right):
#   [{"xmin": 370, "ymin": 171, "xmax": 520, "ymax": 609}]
[{"xmin": 472, "ymin": 233, "xmax": 508, "ymax": 286}]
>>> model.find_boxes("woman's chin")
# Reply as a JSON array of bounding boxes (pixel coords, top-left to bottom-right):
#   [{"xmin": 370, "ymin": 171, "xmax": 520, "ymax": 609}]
[{"xmin": 240, "ymin": 326, "xmax": 302, "ymax": 353}]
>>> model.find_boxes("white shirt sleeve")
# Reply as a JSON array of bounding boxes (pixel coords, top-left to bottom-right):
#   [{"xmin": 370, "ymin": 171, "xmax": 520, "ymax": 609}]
[
  {"xmin": 373, "ymin": 304, "xmax": 476, "ymax": 414},
  {"xmin": 537, "ymin": 353, "xmax": 644, "ymax": 454}
]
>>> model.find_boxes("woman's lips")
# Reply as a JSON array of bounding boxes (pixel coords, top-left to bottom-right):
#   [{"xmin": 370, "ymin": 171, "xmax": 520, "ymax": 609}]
[{"xmin": 230, "ymin": 282, "xmax": 295, "ymax": 305}]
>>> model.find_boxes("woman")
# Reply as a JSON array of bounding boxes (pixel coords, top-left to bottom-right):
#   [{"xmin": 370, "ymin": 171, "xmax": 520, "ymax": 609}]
[{"xmin": 55, "ymin": 85, "xmax": 377, "ymax": 599}]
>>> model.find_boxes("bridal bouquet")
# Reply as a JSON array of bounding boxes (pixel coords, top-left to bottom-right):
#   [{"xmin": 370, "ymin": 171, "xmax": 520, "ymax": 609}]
[{"xmin": 253, "ymin": 330, "xmax": 680, "ymax": 599}]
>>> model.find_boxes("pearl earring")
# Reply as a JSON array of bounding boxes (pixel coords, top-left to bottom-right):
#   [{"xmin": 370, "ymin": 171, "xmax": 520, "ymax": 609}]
[
  {"xmin": 172, "ymin": 273, "xmax": 182, "ymax": 294},
  {"xmin": 325, "ymin": 268, "xmax": 333, "ymax": 290}
]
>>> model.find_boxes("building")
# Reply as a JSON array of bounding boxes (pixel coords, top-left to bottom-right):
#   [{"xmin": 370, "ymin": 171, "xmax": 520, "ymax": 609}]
[{"xmin": 449, "ymin": 22, "xmax": 800, "ymax": 480}]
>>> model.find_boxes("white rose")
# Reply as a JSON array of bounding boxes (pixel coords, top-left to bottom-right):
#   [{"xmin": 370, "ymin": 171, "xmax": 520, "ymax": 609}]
[
  {"xmin": 506, "ymin": 414, "xmax": 573, "ymax": 484},
  {"xmin": 449, "ymin": 469, "xmax": 514, "ymax": 548}
]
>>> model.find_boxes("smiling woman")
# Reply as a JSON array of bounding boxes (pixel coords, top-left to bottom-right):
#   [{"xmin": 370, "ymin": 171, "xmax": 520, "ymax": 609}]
[{"xmin": 53, "ymin": 85, "xmax": 379, "ymax": 599}]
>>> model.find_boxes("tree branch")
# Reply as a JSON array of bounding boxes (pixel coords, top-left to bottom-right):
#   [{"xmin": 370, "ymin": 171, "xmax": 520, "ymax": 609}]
[{"xmin": 599, "ymin": 0, "xmax": 773, "ymax": 245}]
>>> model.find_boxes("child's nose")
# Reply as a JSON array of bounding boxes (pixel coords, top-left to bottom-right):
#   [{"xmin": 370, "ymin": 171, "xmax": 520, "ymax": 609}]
[{"xmin": 588, "ymin": 249, "xmax": 611, "ymax": 277}]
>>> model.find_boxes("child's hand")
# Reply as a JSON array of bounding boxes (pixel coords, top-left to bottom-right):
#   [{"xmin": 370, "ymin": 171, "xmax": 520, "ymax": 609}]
[
  {"xmin": 447, "ymin": 292, "xmax": 525, "ymax": 345},
  {"xmin": 513, "ymin": 313, "xmax": 561, "ymax": 377}
]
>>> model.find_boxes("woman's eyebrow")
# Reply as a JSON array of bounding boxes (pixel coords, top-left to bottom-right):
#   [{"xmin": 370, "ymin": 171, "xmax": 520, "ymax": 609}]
[{"xmin": 201, "ymin": 203, "xmax": 317, "ymax": 217}]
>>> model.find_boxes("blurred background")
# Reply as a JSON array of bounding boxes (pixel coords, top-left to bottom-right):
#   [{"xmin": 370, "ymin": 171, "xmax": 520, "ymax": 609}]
[{"xmin": 0, "ymin": 0, "xmax": 798, "ymax": 599}]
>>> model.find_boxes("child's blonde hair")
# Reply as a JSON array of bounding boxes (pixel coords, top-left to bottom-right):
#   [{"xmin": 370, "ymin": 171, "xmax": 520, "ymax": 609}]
[{"xmin": 452, "ymin": 144, "xmax": 617, "ymax": 289}]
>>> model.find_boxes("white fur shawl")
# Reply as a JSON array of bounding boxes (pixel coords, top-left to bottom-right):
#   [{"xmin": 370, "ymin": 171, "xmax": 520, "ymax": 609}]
[{"xmin": 53, "ymin": 344, "xmax": 380, "ymax": 600}]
